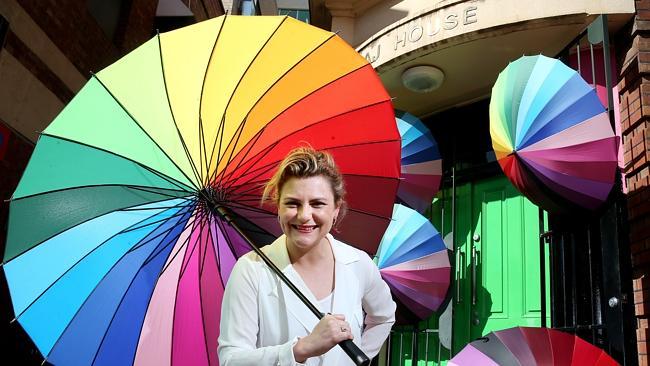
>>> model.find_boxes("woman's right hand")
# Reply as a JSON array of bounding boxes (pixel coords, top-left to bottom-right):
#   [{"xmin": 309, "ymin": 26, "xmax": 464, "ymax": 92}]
[{"xmin": 293, "ymin": 314, "xmax": 354, "ymax": 363}]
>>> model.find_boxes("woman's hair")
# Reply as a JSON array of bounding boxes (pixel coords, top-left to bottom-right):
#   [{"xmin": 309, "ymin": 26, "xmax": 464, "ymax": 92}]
[{"xmin": 262, "ymin": 146, "xmax": 347, "ymax": 222}]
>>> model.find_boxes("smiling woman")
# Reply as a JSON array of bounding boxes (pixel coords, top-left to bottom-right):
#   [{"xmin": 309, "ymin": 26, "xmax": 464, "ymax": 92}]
[{"xmin": 217, "ymin": 146, "xmax": 396, "ymax": 366}]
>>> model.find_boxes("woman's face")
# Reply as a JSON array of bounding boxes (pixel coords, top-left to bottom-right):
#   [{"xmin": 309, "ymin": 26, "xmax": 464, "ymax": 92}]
[{"xmin": 278, "ymin": 175, "xmax": 340, "ymax": 252}]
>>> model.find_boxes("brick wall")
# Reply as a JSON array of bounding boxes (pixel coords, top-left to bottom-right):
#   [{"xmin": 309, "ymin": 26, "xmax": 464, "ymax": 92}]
[
  {"xmin": 618, "ymin": 1, "xmax": 650, "ymax": 365},
  {"xmin": 16, "ymin": 0, "xmax": 159, "ymax": 74}
]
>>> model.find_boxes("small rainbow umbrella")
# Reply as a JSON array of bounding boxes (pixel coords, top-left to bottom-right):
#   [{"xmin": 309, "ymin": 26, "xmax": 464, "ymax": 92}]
[
  {"xmin": 2, "ymin": 16, "xmax": 400, "ymax": 366},
  {"xmin": 375, "ymin": 204, "xmax": 451, "ymax": 321},
  {"xmin": 449, "ymin": 327, "xmax": 619, "ymax": 366},
  {"xmin": 490, "ymin": 55, "xmax": 618, "ymax": 212},
  {"xmin": 395, "ymin": 111, "xmax": 442, "ymax": 213}
]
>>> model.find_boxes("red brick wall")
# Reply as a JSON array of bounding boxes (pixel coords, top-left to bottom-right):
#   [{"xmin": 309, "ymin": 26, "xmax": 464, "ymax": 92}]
[
  {"xmin": 618, "ymin": 1, "xmax": 650, "ymax": 365},
  {"xmin": 16, "ymin": 0, "xmax": 159, "ymax": 74}
]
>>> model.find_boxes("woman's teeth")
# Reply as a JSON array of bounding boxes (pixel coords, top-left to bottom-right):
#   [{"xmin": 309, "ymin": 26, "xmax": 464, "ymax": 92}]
[{"xmin": 293, "ymin": 224, "xmax": 316, "ymax": 232}]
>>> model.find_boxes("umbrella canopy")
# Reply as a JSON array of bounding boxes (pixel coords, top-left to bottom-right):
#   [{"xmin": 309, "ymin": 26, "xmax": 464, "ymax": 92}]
[
  {"xmin": 449, "ymin": 326, "xmax": 619, "ymax": 366},
  {"xmin": 490, "ymin": 55, "xmax": 618, "ymax": 213},
  {"xmin": 375, "ymin": 204, "xmax": 451, "ymax": 321},
  {"xmin": 3, "ymin": 15, "xmax": 400, "ymax": 366},
  {"xmin": 395, "ymin": 111, "xmax": 442, "ymax": 213}
]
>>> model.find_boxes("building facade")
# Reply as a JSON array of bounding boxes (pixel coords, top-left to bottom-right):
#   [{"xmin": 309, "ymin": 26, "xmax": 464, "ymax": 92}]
[{"xmin": 308, "ymin": 0, "xmax": 648, "ymax": 365}]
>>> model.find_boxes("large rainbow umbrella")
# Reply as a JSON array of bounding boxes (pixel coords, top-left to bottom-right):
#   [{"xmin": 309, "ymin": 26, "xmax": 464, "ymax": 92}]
[
  {"xmin": 395, "ymin": 111, "xmax": 442, "ymax": 213},
  {"xmin": 450, "ymin": 327, "xmax": 618, "ymax": 365},
  {"xmin": 490, "ymin": 55, "xmax": 618, "ymax": 212},
  {"xmin": 2, "ymin": 16, "xmax": 400, "ymax": 366},
  {"xmin": 375, "ymin": 204, "xmax": 451, "ymax": 322}
]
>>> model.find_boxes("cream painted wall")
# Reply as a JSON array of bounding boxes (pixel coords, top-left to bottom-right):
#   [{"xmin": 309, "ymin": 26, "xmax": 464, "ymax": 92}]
[{"xmin": 354, "ymin": 0, "xmax": 635, "ymax": 68}]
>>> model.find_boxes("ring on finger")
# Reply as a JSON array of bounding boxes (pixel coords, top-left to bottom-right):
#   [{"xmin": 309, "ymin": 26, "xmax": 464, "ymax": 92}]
[{"xmin": 340, "ymin": 326, "xmax": 347, "ymax": 332}]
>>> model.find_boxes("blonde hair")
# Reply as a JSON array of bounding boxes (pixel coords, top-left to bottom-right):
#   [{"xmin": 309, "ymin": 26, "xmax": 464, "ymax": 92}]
[{"xmin": 262, "ymin": 146, "xmax": 347, "ymax": 222}]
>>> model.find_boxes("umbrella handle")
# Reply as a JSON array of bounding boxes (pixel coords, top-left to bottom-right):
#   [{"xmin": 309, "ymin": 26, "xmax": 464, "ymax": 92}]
[{"xmin": 339, "ymin": 339, "xmax": 370, "ymax": 366}]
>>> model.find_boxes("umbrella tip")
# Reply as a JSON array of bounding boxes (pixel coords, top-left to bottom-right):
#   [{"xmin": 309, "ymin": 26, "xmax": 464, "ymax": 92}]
[
  {"xmin": 41, "ymin": 358, "xmax": 48, "ymax": 366},
  {"xmin": 10, "ymin": 317, "xmax": 17, "ymax": 324},
  {"xmin": 391, "ymin": 96, "xmax": 398, "ymax": 101}
]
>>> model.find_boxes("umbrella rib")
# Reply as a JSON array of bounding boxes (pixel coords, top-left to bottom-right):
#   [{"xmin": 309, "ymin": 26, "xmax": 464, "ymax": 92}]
[
  {"xmin": 120, "ymin": 185, "xmax": 195, "ymax": 201},
  {"xmin": 216, "ymin": 99, "xmax": 392, "ymax": 187},
  {"xmin": 209, "ymin": 216, "xmax": 227, "ymax": 288},
  {"xmin": 208, "ymin": 30, "xmax": 340, "ymax": 185},
  {"xmin": 121, "ymin": 204, "xmax": 196, "ymax": 235},
  {"xmin": 10, "ymin": 201, "xmax": 189, "ymax": 328},
  {"xmin": 214, "ymin": 59, "xmax": 374, "ymax": 186},
  {"xmin": 217, "ymin": 140, "xmax": 280, "ymax": 189},
  {"xmin": 220, "ymin": 201, "xmax": 275, "ymax": 216},
  {"xmin": 36, "ymin": 133, "xmax": 195, "ymax": 195},
  {"xmin": 202, "ymin": 17, "xmax": 289, "ymax": 187},
  {"xmin": 198, "ymin": 117, "xmax": 206, "ymax": 185},
  {"xmin": 9, "ymin": 183, "xmax": 191, "ymax": 204},
  {"xmin": 213, "ymin": 218, "xmax": 241, "ymax": 288},
  {"xmin": 91, "ymin": 74, "xmax": 201, "ymax": 192},
  {"xmin": 155, "ymin": 31, "xmax": 204, "ymax": 189},
  {"xmin": 142, "ymin": 210, "xmax": 199, "ymax": 273},
  {"xmin": 2, "ymin": 193, "xmax": 196, "ymax": 266},
  {"xmin": 168, "ymin": 207, "xmax": 207, "ymax": 366},
  {"xmin": 197, "ymin": 14, "xmax": 228, "ymax": 187},
  {"xmin": 86, "ymin": 207, "xmax": 194, "ymax": 366},
  {"xmin": 196, "ymin": 216, "xmax": 213, "ymax": 361},
  {"xmin": 213, "ymin": 123, "xmax": 272, "ymax": 186},
  {"xmin": 126, "ymin": 209, "xmax": 194, "ymax": 256},
  {"xmin": 220, "ymin": 212, "xmax": 277, "ymax": 238},
  {"xmin": 178, "ymin": 207, "xmax": 209, "ymax": 279}
]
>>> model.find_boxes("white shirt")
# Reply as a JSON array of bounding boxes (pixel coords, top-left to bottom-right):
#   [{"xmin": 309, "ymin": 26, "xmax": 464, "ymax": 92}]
[{"xmin": 217, "ymin": 234, "xmax": 396, "ymax": 366}]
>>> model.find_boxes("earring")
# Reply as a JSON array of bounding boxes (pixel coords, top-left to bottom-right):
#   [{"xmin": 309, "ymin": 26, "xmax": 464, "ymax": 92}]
[
  {"xmin": 333, "ymin": 217, "xmax": 338, "ymax": 226},
  {"xmin": 277, "ymin": 216, "xmax": 281, "ymax": 222}
]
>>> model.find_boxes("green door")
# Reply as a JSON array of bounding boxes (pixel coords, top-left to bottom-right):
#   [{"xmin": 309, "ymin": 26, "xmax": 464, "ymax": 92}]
[
  {"xmin": 386, "ymin": 174, "xmax": 549, "ymax": 365},
  {"xmin": 449, "ymin": 175, "xmax": 549, "ymax": 354}
]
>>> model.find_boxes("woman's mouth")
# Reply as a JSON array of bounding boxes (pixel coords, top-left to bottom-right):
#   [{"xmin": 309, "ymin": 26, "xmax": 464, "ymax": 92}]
[{"xmin": 292, "ymin": 224, "xmax": 318, "ymax": 233}]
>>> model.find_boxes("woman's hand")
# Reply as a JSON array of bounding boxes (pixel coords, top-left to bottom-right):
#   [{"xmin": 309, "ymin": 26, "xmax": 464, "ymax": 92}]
[{"xmin": 293, "ymin": 314, "xmax": 353, "ymax": 363}]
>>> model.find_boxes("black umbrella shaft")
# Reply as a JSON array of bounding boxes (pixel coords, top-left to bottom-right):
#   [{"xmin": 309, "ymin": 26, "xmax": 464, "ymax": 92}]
[
  {"xmin": 214, "ymin": 205, "xmax": 370, "ymax": 366},
  {"xmin": 215, "ymin": 206, "xmax": 321, "ymax": 317}
]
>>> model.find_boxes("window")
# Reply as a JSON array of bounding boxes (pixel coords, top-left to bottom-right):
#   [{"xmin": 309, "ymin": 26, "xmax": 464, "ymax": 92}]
[
  {"xmin": 241, "ymin": 0, "xmax": 260, "ymax": 16},
  {"xmin": 278, "ymin": 8, "xmax": 309, "ymax": 24}
]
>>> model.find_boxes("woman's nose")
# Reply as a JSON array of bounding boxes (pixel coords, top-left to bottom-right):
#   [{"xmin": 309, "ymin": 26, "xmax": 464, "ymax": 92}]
[{"xmin": 297, "ymin": 206, "xmax": 312, "ymax": 220}]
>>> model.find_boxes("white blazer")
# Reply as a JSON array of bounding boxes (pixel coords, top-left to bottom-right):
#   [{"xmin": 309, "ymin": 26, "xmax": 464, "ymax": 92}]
[{"xmin": 218, "ymin": 234, "xmax": 396, "ymax": 366}]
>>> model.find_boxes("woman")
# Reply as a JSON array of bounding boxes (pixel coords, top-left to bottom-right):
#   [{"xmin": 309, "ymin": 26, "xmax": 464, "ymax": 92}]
[{"xmin": 218, "ymin": 147, "xmax": 396, "ymax": 365}]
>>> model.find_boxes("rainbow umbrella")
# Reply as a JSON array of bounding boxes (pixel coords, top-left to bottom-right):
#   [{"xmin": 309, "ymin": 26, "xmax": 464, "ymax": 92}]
[
  {"xmin": 395, "ymin": 111, "xmax": 442, "ymax": 213},
  {"xmin": 375, "ymin": 204, "xmax": 451, "ymax": 321},
  {"xmin": 450, "ymin": 327, "xmax": 619, "ymax": 366},
  {"xmin": 490, "ymin": 55, "xmax": 618, "ymax": 212},
  {"xmin": 2, "ymin": 15, "xmax": 400, "ymax": 366}
]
